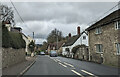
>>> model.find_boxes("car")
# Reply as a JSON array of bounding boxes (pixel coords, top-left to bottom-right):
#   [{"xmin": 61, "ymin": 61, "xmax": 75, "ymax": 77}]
[
  {"xmin": 39, "ymin": 52, "xmax": 45, "ymax": 55},
  {"xmin": 50, "ymin": 51, "xmax": 58, "ymax": 57}
]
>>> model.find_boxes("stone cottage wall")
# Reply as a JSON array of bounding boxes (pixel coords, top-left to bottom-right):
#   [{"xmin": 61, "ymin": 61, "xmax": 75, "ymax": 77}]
[
  {"xmin": 2, "ymin": 48, "xmax": 26, "ymax": 68},
  {"xmin": 74, "ymin": 46, "xmax": 89, "ymax": 61},
  {"xmin": 89, "ymin": 22, "xmax": 119, "ymax": 66}
]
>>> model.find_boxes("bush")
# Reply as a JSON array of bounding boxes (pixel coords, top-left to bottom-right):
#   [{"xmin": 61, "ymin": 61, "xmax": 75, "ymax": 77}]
[
  {"xmin": 2, "ymin": 25, "xmax": 11, "ymax": 48},
  {"xmin": 28, "ymin": 41, "xmax": 35, "ymax": 52},
  {"xmin": 2, "ymin": 25, "xmax": 26, "ymax": 49}
]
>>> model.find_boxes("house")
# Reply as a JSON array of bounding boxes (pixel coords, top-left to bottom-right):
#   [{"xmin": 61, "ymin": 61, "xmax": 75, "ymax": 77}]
[
  {"xmin": 5, "ymin": 24, "xmax": 11, "ymax": 31},
  {"xmin": 62, "ymin": 26, "xmax": 88, "ymax": 58},
  {"xmin": 22, "ymin": 34, "xmax": 35, "ymax": 55},
  {"xmin": 11, "ymin": 27, "xmax": 22, "ymax": 33},
  {"xmin": 2, "ymin": 21, "xmax": 12, "ymax": 31},
  {"xmin": 47, "ymin": 41, "xmax": 65, "ymax": 55},
  {"xmin": 86, "ymin": 9, "xmax": 120, "ymax": 66},
  {"xmin": 74, "ymin": 45, "xmax": 89, "ymax": 61},
  {"xmin": 3, "ymin": 21, "xmax": 22, "ymax": 33}
]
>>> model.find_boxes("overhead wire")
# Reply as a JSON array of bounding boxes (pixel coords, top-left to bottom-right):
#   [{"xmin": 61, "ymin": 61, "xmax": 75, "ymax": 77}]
[
  {"xmin": 10, "ymin": 0, "xmax": 33, "ymax": 32},
  {"xmin": 87, "ymin": 2, "xmax": 120, "ymax": 26}
]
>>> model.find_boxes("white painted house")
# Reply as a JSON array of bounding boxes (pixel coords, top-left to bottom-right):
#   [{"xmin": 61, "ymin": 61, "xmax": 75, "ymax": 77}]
[
  {"xmin": 62, "ymin": 26, "xmax": 88, "ymax": 58},
  {"xmin": 22, "ymin": 34, "xmax": 35, "ymax": 54}
]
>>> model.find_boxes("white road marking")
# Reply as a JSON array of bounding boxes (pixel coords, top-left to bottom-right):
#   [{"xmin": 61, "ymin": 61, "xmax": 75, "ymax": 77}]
[
  {"xmin": 56, "ymin": 59, "xmax": 61, "ymax": 62},
  {"xmin": 53, "ymin": 59, "xmax": 57, "ymax": 62},
  {"xmin": 81, "ymin": 70, "xmax": 94, "ymax": 76},
  {"xmin": 71, "ymin": 70, "xmax": 83, "ymax": 77},
  {"xmin": 49, "ymin": 57, "xmax": 57, "ymax": 62},
  {"xmin": 64, "ymin": 62, "xmax": 74, "ymax": 68},
  {"xmin": 59, "ymin": 62, "xmax": 67, "ymax": 68}
]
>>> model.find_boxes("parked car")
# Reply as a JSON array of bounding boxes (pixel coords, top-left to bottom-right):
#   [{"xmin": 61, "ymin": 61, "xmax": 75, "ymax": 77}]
[
  {"xmin": 50, "ymin": 51, "xmax": 58, "ymax": 57},
  {"xmin": 39, "ymin": 52, "xmax": 45, "ymax": 55}
]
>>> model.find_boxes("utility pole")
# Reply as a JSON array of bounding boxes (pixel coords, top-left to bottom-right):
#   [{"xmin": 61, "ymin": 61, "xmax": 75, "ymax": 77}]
[
  {"xmin": 56, "ymin": 31, "xmax": 58, "ymax": 53},
  {"xmin": 33, "ymin": 32, "xmax": 34, "ymax": 39},
  {"xmin": 57, "ymin": 35, "xmax": 58, "ymax": 52}
]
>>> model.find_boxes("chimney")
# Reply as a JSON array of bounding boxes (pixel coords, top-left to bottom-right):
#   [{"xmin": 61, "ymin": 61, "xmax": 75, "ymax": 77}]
[
  {"xmin": 68, "ymin": 33, "xmax": 71, "ymax": 38},
  {"xmin": 77, "ymin": 26, "xmax": 80, "ymax": 35}
]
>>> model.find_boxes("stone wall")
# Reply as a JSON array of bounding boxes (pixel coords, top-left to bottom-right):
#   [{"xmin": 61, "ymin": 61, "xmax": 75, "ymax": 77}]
[
  {"xmin": 88, "ymin": 22, "xmax": 119, "ymax": 66},
  {"xmin": 2, "ymin": 48, "xmax": 26, "ymax": 68},
  {"xmin": 74, "ymin": 46, "xmax": 89, "ymax": 61}
]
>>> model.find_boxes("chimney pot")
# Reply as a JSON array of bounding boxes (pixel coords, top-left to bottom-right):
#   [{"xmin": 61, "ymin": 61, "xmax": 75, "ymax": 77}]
[
  {"xmin": 68, "ymin": 33, "xmax": 71, "ymax": 38},
  {"xmin": 77, "ymin": 26, "xmax": 80, "ymax": 35}
]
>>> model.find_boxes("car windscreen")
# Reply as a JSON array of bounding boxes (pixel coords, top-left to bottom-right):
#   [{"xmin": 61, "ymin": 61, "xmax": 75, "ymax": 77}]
[
  {"xmin": 51, "ymin": 51, "xmax": 57, "ymax": 54},
  {"xmin": 41, "ymin": 52, "xmax": 45, "ymax": 54}
]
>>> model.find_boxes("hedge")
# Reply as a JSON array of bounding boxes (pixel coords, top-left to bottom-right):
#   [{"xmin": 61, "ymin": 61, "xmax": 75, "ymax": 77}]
[{"xmin": 2, "ymin": 25, "xmax": 26, "ymax": 49}]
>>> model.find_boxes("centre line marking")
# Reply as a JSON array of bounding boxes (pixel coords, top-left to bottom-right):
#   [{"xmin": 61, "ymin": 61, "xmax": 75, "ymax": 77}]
[
  {"xmin": 59, "ymin": 62, "xmax": 67, "ymax": 68},
  {"xmin": 56, "ymin": 59, "xmax": 61, "ymax": 62},
  {"xmin": 81, "ymin": 70, "xmax": 94, "ymax": 76},
  {"xmin": 64, "ymin": 62, "xmax": 74, "ymax": 67},
  {"xmin": 71, "ymin": 70, "xmax": 83, "ymax": 77},
  {"xmin": 53, "ymin": 59, "xmax": 57, "ymax": 62}
]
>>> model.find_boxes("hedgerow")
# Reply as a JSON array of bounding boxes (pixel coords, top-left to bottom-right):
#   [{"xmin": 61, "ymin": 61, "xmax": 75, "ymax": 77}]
[{"xmin": 2, "ymin": 25, "xmax": 26, "ymax": 49}]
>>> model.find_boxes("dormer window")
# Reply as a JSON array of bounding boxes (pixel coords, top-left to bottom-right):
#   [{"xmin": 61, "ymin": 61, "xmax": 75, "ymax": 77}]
[
  {"xmin": 115, "ymin": 21, "xmax": 120, "ymax": 30},
  {"xmin": 95, "ymin": 27, "xmax": 102, "ymax": 34}
]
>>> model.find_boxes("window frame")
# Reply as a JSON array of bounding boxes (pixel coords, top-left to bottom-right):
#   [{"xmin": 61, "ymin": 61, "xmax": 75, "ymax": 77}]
[
  {"xmin": 95, "ymin": 27, "xmax": 102, "ymax": 34},
  {"xmin": 115, "ymin": 21, "xmax": 120, "ymax": 30},
  {"xmin": 115, "ymin": 43, "xmax": 120, "ymax": 55},
  {"xmin": 83, "ymin": 36, "xmax": 86, "ymax": 40},
  {"xmin": 96, "ymin": 44, "xmax": 103, "ymax": 53}
]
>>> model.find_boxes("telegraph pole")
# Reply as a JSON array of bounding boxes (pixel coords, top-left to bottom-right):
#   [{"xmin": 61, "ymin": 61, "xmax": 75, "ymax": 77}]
[
  {"xmin": 56, "ymin": 31, "xmax": 59, "ymax": 54},
  {"xmin": 33, "ymin": 32, "xmax": 34, "ymax": 39}
]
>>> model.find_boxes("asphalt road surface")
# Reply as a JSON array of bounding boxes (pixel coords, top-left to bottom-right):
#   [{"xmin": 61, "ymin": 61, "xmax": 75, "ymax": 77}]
[{"xmin": 24, "ymin": 55, "xmax": 119, "ymax": 77}]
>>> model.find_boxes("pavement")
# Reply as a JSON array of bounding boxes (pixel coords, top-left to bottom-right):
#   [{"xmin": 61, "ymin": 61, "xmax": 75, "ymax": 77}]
[
  {"xmin": 24, "ymin": 55, "xmax": 120, "ymax": 77},
  {"xmin": 2, "ymin": 56, "xmax": 36, "ymax": 76}
]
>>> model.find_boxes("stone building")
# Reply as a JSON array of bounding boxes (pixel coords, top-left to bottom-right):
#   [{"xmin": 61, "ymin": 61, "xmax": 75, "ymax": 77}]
[
  {"xmin": 86, "ymin": 9, "xmax": 120, "ymax": 66},
  {"xmin": 74, "ymin": 45, "xmax": 89, "ymax": 61}
]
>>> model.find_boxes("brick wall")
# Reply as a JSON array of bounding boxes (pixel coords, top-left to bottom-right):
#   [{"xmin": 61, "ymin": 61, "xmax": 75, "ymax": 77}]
[{"xmin": 2, "ymin": 48, "xmax": 26, "ymax": 68}]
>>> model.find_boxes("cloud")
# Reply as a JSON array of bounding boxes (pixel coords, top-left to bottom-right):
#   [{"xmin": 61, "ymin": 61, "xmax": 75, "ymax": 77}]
[
  {"xmin": 5, "ymin": 2, "xmax": 117, "ymax": 24},
  {"xmin": 2, "ymin": 2, "xmax": 118, "ymax": 44}
]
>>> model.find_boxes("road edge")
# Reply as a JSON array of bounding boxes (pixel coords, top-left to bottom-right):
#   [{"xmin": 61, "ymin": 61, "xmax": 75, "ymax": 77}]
[{"xmin": 18, "ymin": 60, "xmax": 36, "ymax": 76}]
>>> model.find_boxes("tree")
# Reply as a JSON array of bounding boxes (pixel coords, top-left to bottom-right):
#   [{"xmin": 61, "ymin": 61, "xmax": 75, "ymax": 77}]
[
  {"xmin": 47, "ymin": 28, "xmax": 64, "ymax": 43},
  {"xmin": 0, "ymin": 4, "xmax": 15, "ymax": 25},
  {"xmin": 28, "ymin": 41, "xmax": 35, "ymax": 53},
  {"xmin": 40, "ymin": 41, "xmax": 48, "ymax": 51}
]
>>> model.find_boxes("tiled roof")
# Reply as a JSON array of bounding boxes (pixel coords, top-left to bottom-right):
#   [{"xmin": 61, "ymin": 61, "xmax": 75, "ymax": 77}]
[
  {"xmin": 62, "ymin": 35, "xmax": 80, "ymax": 47},
  {"xmin": 62, "ymin": 31, "xmax": 87, "ymax": 47},
  {"xmin": 49, "ymin": 40, "xmax": 65, "ymax": 50}
]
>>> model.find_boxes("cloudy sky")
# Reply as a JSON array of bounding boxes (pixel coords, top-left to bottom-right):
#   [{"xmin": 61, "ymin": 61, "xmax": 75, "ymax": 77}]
[{"xmin": 1, "ymin": 2, "xmax": 118, "ymax": 44}]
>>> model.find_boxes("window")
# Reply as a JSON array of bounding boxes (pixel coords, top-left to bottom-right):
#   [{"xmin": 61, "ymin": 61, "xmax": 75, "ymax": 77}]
[
  {"xmin": 115, "ymin": 21, "xmax": 120, "ymax": 29},
  {"xmin": 65, "ymin": 48, "xmax": 70, "ymax": 52},
  {"xmin": 83, "ymin": 36, "xmax": 86, "ymax": 40},
  {"xmin": 115, "ymin": 43, "xmax": 120, "ymax": 54},
  {"xmin": 95, "ymin": 27, "xmax": 102, "ymax": 34},
  {"xmin": 96, "ymin": 44, "xmax": 103, "ymax": 53}
]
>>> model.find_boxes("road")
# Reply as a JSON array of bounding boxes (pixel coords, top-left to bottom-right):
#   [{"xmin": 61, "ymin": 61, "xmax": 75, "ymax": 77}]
[{"xmin": 24, "ymin": 55, "xmax": 119, "ymax": 77}]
